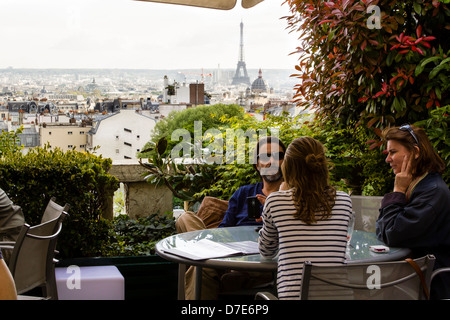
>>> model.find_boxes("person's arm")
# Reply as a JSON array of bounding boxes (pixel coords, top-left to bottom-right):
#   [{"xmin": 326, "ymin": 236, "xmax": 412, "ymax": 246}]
[
  {"xmin": 219, "ymin": 184, "xmax": 264, "ymax": 227},
  {"xmin": 0, "ymin": 258, "xmax": 17, "ymax": 300},
  {"xmin": 218, "ymin": 190, "xmax": 240, "ymax": 227}
]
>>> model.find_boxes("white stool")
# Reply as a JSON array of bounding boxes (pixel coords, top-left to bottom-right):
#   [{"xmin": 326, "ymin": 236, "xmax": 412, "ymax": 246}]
[{"xmin": 55, "ymin": 265, "xmax": 125, "ymax": 300}]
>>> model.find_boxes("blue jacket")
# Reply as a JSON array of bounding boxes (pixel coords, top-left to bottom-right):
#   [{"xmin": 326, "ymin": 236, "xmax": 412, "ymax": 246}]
[
  {"xmin": 218, "ymin": 182, "xmax": 263, "ymax": 227},
  {"xmin": 376, "ymin": 172, "xmax": 450, "ymax": 299}
]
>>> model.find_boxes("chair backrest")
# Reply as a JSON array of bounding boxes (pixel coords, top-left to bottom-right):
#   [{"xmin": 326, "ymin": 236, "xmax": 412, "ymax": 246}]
[
  {"xmin": 350, "ymin": 195, "xmax": 383, "ymax": 232},
  {"xmin": 41, "ymin": 197, "xmax": 70, "ymax": 224},
  {"xmin": 8, "ymin": 211, "xmax": 68, "ymax": 298},
  {"xmin": 300, "ymin": 255, "xmax": 435, "ymax": 300}
]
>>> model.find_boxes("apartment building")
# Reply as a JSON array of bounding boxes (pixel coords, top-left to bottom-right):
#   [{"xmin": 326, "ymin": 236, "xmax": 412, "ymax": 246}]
[
  {"xmin": 87, "ymin": 109, "xmax": 157, "ymax": 160},
  {"xmin": 39, "ymin": 122, "xmax": 91, "ymax": 152}
]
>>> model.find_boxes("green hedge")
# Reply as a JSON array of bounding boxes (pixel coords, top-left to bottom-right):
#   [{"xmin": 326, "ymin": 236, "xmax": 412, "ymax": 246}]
[
  {"xmin": 0, "ymin": 146, "xmax": 119, "ymax": 259},
  {"xmin": 108, "ymin": 213, "xmax": 176, "ymax": 256}
]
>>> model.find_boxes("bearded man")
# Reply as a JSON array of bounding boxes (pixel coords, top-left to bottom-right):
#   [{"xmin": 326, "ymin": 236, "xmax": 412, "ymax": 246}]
[{"xmin": 218, "ymin": 136, "xmax": 286, "ymax": 227}]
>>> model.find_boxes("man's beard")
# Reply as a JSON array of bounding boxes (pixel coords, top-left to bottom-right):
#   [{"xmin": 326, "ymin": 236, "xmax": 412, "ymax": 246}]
[{"xmin": 261, "ymin": 168, "xmax": 283, "ymax": 183}]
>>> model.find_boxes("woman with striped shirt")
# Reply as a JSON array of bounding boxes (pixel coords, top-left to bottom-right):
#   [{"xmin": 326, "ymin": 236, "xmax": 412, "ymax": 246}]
[{"xmin": 259, "ymin": 137, "xmax": 353, "ymax": 300}]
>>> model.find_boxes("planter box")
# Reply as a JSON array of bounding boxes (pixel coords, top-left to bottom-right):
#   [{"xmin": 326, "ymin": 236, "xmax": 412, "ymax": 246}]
[
  {"xmin": 56, "ymin": 265, "xmax": 125, "ymax": 300},
  {"xmin": 57, "ymin": 255, "xmax": 178, "ymax": 300}
]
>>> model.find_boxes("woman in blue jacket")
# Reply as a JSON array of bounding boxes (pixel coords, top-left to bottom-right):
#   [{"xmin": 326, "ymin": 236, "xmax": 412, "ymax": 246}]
[{"xmin": 376, "ymin": 124, "xmax": 450, "ymax": 299}]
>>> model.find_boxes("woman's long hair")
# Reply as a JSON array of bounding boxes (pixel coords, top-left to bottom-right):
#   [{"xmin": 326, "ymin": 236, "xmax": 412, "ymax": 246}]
[{"xmin": 281, "ymin": 137, "xmax": 336, "ymax": 224}]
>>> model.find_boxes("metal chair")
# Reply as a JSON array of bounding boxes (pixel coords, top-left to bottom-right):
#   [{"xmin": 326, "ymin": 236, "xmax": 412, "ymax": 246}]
[
  {"xmin": 0, "ymin": 211, "xmax": 68, "ymax": 299},
  {"xmin": 0, "ymin": 197, "xmax": 69, "ymax": 266},
  {"xmin": 41, "ymin": 197, "xmax": 70, "ymax": 224},
  {"xmin": 256, "ymin": 255, "xmax": 435, "ymax": 300},
  {"xmin": 431, "ymin": 268, "xmax": 450, "ymax": 281},
  {"xmin": 431, "ymin": 267, "xmax": 450, "ymax": 300}
]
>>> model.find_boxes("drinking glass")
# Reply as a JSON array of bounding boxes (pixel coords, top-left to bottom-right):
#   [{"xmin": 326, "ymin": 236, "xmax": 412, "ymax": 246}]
[{"xmin": 347, "ymin": 211, "xmax": 356, "ymax": 244}]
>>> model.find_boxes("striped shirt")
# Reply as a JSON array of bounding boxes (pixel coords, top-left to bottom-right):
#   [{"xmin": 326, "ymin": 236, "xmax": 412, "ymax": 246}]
[{"xmin": 258, "ymin": 189, "xmax": 352, "ymax": 300}]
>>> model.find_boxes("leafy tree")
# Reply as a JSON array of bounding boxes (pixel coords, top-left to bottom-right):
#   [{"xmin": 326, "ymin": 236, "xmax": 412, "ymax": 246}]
[
  {"xmin": 0, "ymin": 127, "xmax": 23, "ymax": 157},
  {"xmin": 141, "ymin": 109, "xmax": 393, "ymax": 200},
  {"xmin": 140, "ymin": 103, "xmax": 244, "ymax": 159},
  {"xmin": 285, "ymin": 0, "xmax": 449, "ymax": 128},
  {"xmin": 415, "ymin": 104, "xmax": 450, "ymax": 183},
  {"xmin": 285, "ymin": 0, "xmax": 449, "ymax": 184},
  {"xmin": 139, "ymin": 104, "xmax": 250, "ymax": 204}
]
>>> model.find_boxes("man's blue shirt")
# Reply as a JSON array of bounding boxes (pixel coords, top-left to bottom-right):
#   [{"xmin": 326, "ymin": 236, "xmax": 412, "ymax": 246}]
[{"xmin": 218, "ymin": 182, "xmax": 263, "ymax": 227}]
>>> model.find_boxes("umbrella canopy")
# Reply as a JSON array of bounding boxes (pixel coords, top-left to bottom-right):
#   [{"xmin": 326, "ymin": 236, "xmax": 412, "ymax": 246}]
[{"xmin": 135, "ymin": 0, "xmax": 264, "ymax": 10}]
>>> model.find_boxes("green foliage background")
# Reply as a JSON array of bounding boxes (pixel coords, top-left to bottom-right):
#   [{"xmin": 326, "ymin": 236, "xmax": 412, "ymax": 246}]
[
  {"xmin": 140, "ymin": 103, "xmax": 244, "ymax": 159},
  {"xmin": 285, "ymin": 0, "xmax": 450, "ymax": 128},
  {"xmin": 140, "ymin": 105, "xmax": 401, "ymax": 204},
  {"xmin": 0, "ymin": 138, "xmax": 178, "ymax": 258},
  {"xmin": 0, "ymin": 145, "xmax": 119, "ymax": 258}
]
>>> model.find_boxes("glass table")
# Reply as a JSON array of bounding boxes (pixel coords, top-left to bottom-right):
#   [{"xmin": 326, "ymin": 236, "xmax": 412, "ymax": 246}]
[{"xmin": 155, "ymin": 226, "xmax": 411, "ymax": 299}]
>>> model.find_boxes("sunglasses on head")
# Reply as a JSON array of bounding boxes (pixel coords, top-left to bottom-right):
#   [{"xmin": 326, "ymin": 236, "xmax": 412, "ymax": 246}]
[
  {"xmin": 399, "ymin": 124, "xmax": 419, "ymax": 145},
  {"xmin": 258, "ymin": 152, "xmax": 285, "ymax": 161}
]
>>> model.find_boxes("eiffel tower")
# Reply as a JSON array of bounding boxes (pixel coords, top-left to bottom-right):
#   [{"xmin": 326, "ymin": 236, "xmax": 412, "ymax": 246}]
[{"xmin": 231, "ymin": 21, "xmax": 251, "ymax": 86}]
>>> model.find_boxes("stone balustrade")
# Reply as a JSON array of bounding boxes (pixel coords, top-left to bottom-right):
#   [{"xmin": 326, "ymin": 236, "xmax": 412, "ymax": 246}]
[{"xmin": 108, "ymin": 160, "xmax": 173, "ymax": 219}]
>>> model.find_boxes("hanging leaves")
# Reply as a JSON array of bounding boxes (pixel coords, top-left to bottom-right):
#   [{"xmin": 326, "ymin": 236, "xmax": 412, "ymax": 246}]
[{"xmin": 285, "ymin": 0, "xmax": 449, "ymax": 129}]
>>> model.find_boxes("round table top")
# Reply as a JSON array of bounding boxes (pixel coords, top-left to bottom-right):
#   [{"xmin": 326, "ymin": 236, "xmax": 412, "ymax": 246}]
[{"xmin": 155, "ymin": 226, "xmax": 411, "ymax": 270}]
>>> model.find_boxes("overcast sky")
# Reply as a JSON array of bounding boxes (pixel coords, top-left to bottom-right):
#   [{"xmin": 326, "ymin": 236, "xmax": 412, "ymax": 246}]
[{"xmin": 0, "ymin": 0, "xmax": 299, "ymax": 70}]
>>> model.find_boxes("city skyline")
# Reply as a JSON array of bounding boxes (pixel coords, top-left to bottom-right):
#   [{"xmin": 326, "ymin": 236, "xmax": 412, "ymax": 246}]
[{"xmin": 0, "ymin": 0, "xmax": 299, "ymax": 71}]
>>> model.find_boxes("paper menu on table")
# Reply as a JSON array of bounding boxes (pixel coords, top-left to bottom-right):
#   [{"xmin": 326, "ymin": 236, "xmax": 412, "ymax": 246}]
[
  {"xmin": 221, "ymin": 240, "xmax": 259, "ymax": 255},
  {"xmin": 163, "ymin": 239, "xmax": 259, "ymax": 260}
]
